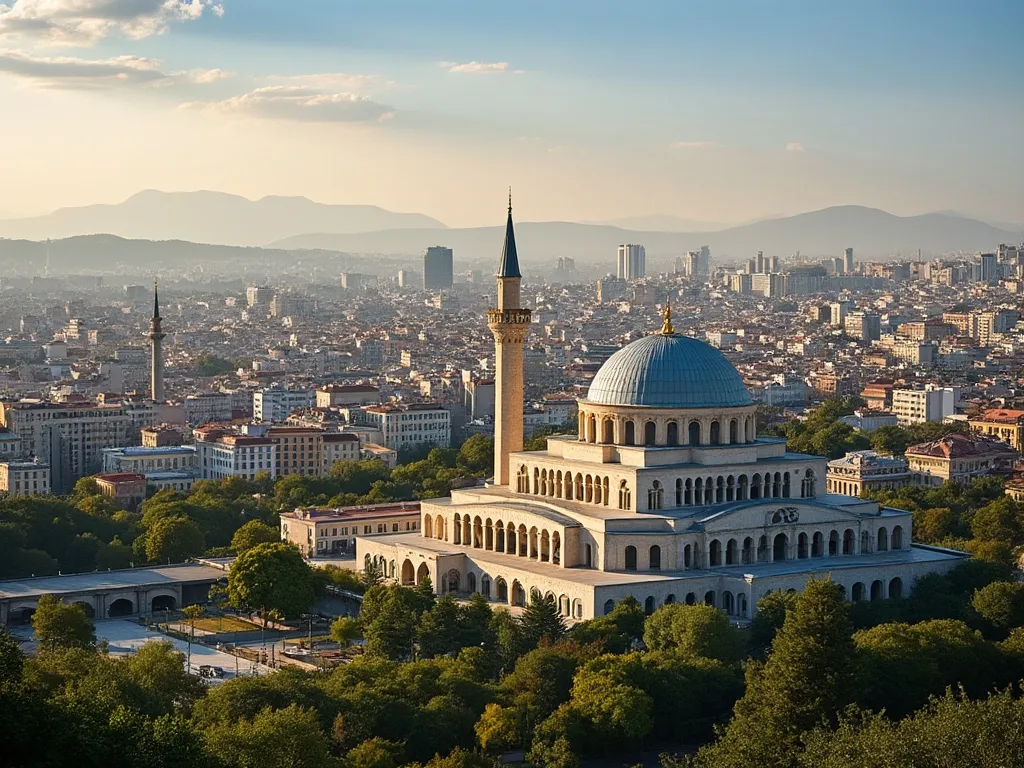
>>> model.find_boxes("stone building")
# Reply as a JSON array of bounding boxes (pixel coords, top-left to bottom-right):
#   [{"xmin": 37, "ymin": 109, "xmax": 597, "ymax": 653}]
[
  {"xmin": 355, "ymin": 201, "xmax": 965, "ymax": 621},
  {"xmin": 826, "ymin": 451, "xmax": 911, "ymax": 496}
]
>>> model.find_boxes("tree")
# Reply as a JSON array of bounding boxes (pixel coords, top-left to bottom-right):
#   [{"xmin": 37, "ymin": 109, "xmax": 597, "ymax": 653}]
[
  {"xmin": 195, "ymin": 354, "xmax": 235, "ymax": 377},
  {"xmin": 71, "ymin": 476, "xmax": 100, "ymax": 501},
  {"xmin": 145, "ymin": 516, "xmax": 205, "ymax": 564},
  {"xmin": 363, "ymin": 589, "xmax": 417, "ymax": 660},
  {"xmin": 971, "ymin": 496, "xmax": 1024, "ymax": 545},
  {"xmin": 570, "ymin": 597, "xmax": 645, "ymax": 653},
  {"xmin": 642, "ymin": 603, "xmax": 742, "ymax": 663},
  {"xmin": 417, "ymin": 595, "xmax": 462, "ymax": 658},
  {"xmin": 230, "ymin": 520, "xmax": 279, "ymax": 554},
  {"xmin": 0, "ymin": 626, "xmax": 24, "ymax": 684},
  {"xmin": 972, "ymin": 581, "xmax": 1024, "ymax": 631},
  {"xmin": 692, "ymin": 579, "xmax": 855, "ymax": 768},
  {"xmin": 204, "ymin": 704, "xmax": 337, "ymax": 768},
  {"xmin": 32, "ymin": 594, "xmax": 95, "ymax": 652},
  {"xmin": 227, "ymin": 543, "xmax": 315, "ymax": 620},
  {"xmin": 748, "ymin": 590, "xmax": 799, "ymax": 653},
  {"xmin": 345, "ymin": 737, "xmax": 405, "ymax": 768},
  {"xmin": 490, "ymin": 609, "xmax": 527, "ymax": 676},
  {"xmin": 457, "ymin": 434, "xmax": 494, "ymax": 475},
  {"xmin": 521, "ymin": 593, "xmax": 566, "ymax": 648},
  {"xmin": 330, "ymin": 616, "xmax": 361, "ymax": 647}
]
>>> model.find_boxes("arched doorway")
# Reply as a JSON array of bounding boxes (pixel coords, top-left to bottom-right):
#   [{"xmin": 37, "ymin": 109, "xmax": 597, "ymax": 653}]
[
  {"xmin": 644, "ymin": 596, "xmax": 655, "ymax": 615},
  {"xmin": 852, "ymin": 582, "xmax": 865, "ymax": 602},
  {"xmin": 108, "ymin": 598, "xmax": 134, "ymax": 617},
  {"xmin": 496, "ymin": 577, "xmax": 508, "ymax": 602},
  {"xmin": 416, "ymin": 562, "xmax": 430, "ymax": 585},
  {"xmin": 73, "ymin": 601, "xmax": 95, "ymax": 618},
  {"xmin": 773, "ymin": 533, "xmax": 788, "ymax": 561},
  {"xmin": 889, "ymin": 577, "xmax": 903, "ymax": 599},
  {"xmin": 445, "ymin": 569, "xmax": 461, "ymax": 593},
  {"xmin": 870, "ymin": 580, "xmax": 883, "ymax": 600},
  {"xmin": 401, "ymin": 559, "xmax": 415, "ymax": 585},
  {"xmin": 481, "ymin": 575, "xmax": 491, "ymax": 599},
  {"xmin": 624, "ymin": 546, "xmax": 637, "ymax": 571},
  {"xmin": 511, "ymin": 581, "xmax": 526, "ymax": 607},
  {"xmin": 649, "ymin": 545, "xmax": 661, "ymax": 570},
  {"xmin": 151, "ymin": 595, "xmax": 176, "ymax": 613}
]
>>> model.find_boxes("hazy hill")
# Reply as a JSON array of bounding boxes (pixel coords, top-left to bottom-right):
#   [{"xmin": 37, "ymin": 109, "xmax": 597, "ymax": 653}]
[
  {"xmin": 273, "ymin": 206, "xmax": 1017, "ymax": 263},
  {"xmin": 592, "ymin": 214, "xmax": 731, "ymax": 232},
  {"xmin": 0, "ymin": 190, "xmax": 446, "ymax": 246}
]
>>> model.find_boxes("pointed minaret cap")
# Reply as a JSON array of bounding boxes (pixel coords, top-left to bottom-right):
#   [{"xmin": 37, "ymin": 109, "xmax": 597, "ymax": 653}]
[
  {"xmin": 153, "ymin": 278, "xmax": 161, "ymax": 320},
  {"xmin": 497, "ymin": 187, "xmax": 521, "ymax": 279}
]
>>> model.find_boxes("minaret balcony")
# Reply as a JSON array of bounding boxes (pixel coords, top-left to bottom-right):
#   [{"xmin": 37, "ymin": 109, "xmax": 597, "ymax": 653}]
[{"xmin": 487, "ymin": 308, "xmax": 532, "ymax": 326}]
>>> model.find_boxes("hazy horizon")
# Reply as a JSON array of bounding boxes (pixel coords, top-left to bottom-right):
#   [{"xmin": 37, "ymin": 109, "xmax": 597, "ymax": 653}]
[{"xmin": 1, "ymin": 1, "xmax": 1021, "ymax": 227}]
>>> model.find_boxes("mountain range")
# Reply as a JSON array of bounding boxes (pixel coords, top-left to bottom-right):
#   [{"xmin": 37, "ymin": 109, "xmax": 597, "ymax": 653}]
[
  {"xmin": 0, "ymin": 190, "xmax": 446, "ymax": 246},
  {"xmin": 273, "ymin": 206, "xmax": 1018, "ymax": 263}
]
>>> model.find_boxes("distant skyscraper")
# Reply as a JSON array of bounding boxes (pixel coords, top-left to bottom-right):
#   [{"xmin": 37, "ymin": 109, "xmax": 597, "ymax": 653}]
[
  {"xmin": 149, "ymin": 280, "xmax": 166, "ymax": 403},
  {"xmin": 755, "ymin": 251, "xmax": 765, "ymax": 274},
  {"xmin": 616, "ymin": 244, "xmax": 646, "ymax": 280},
  {"xmin": 246, "ymin": 285, "xmax": 270, "ymax": 307},
  {"xmin": 844, "ymin": 247, "xmax": 855, "ymax": 274},
  {"xmin": 698, "ymin": 245, "xmax": 711, "ymax": 276},
  {"xmin": 768, "ymin": 255, "xmax": 780, "ymax": 273},
  {"xmin": 423, "ymin": 246, "xmax": 454, "ymax": 290}
]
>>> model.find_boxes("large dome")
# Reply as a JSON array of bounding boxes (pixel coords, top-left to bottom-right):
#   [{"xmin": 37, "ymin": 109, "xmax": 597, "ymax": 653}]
[{"xmin": 586, "ymin": 332, "xmax": 753, "ymax": 409}]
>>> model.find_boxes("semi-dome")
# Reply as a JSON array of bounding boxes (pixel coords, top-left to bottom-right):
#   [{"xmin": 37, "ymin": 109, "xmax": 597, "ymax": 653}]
[{"xmin": 586, "ymin": 332, "xmax": 753, "ymax": 409}]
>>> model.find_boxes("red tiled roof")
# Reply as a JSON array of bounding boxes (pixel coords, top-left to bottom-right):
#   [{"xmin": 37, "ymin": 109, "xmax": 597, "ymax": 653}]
[{"xmin": 906, "ymin": 433, "xmax": 1017, "ymax": 459}]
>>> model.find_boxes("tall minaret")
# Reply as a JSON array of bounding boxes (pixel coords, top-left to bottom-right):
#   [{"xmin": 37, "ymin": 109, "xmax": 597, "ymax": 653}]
[
  {"xmin": 149, "ymin": 279, "xmax": 166, "ymax": 402},
  {"xmin": 487, "ymin": 191, "xmax": 531, "ymax": 486}
]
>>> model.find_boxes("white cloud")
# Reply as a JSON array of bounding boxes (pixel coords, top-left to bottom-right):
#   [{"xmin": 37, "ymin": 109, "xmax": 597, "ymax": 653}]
[
  {"xmin": 786, "ymin": 142, "xmax": 805, "ymax": 152},
  {"xmin": 439, "ymin": 60, "xmax": 523, "ymax": 75},
  {"xmin": 266, "ymin": 72, "xmax": 384, "ymax": 90},
  {"xmin": 0, "ymin": 0, "xmax": 224, "ymax": 46},
  {"xmin": 184, "ymin": 85, "xmax": 396, "ymax": 124},
  {"xmin": 0, "ymin": 48, "xmax": 166, "ymax": 87},
  {"xmin": 186, "ymin": 67, "xmax": 229, "ymax": 83},
  {"xmin": 670, "ymin": 140, "xmax": 721, "ymax": 150}
]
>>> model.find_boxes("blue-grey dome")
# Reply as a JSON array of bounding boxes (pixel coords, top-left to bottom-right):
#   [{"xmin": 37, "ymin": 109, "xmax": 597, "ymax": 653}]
[{"xmin": 586, "ymin": 333, "xmax": 753, "ymax": 409}]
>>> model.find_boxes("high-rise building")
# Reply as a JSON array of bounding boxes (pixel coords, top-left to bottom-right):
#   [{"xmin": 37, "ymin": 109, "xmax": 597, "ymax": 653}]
[
  {"xmin": 149, "ymin": 280, "xmax": 166, "ymax": 403},
  {"xmin": 488, "ymin": 196, "xmax": 531, "ymax": 484},
  {"xmin": 246, "ymin": 285, "xmax": 271, "ymax": 307},
  {"xmin": 423, "ymin": 246, "xmax": 454, "ymax": 290},
  {"xmin": 844, "ymin": 247, "xmax": 855, "ymax": 274},
  {"xmin": 616, "ymin": 244, "xmax": 646, "ymax": 281},
  {"xmin": 755, "ymin": 251, "xmax": 765, "ymax": 274}
]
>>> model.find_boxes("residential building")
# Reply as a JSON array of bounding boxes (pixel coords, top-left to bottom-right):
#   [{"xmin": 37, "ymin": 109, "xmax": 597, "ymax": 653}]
[
  {"xmin": 0, "ymin": 461, "xmax": 50, "ymax": 496},
  {"xmin": 246, "ymin": 285, "xmax": 271, "ymax": 307},
  {"xmin": 905, "ymin": 434, "xmax": 1018, "ymax": 486},
  {"xmin": 364, "ymin": 403, "xmax": 451, "ymax": 451},
  {"xmin": 264, "ymin": 426, "xmax": 324, "ymax": 477},
  {"xmin": 141, "ymin": 425, "xmax": 184, "ymax": 447},
  {"xmin": 750, "ymin": 375, "xmax": 807, "ymax": 407},
  {"xmin": 826, "ymin": 451, "xmax": 911, "ymax": 496},
  {"xmin": 361, "ymin": 443, "xmax": 398, "ymax": 469},
  {"xmin": 968, "ymin": 408, "xmax": 1024, "ymax": 453},
  {"xmin": 840, "ymin": 410, "xmax": 899, "ymax": 433},
  {"xmin": 323, "ymin": 433, "xmax": 361, "ymax": 470},
  {"xmin": 102, "ymin": 445, "xmax": 197, "ymax": 474},
  {"xmin": 194, "ymin": 426, "xmax": 277, "ymax": 481},
  {"xmin": 253, "ymin": 387, "xmax": 315, "ymax": 422},
  {"xmin": 183, "ymin": 392, "xmax": 233, "ymax": 426},
  {"xmin": 280, "ymin": 502, "xmax": 422, "ymax": 557},
  {"xmin": 464, "ymin": 378, "xmax": 496, "ymax": 420},
  {"xmin": 891, "ymin": 386, "xmax": 960, "ymax": 425}
]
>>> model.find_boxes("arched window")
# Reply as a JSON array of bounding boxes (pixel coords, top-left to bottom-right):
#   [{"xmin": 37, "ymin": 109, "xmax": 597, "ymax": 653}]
[
  {"xmin": 603, "ymin": 599, "xmax": 615, "ymax": 615},
  {"xmin": 802, "ymin": 468, "xmax": 816, "ymax": 497},
  {"xmin": 603, "ymin": 419, "xmax": 614, "ymax": 444},
  {"xmin": 891, "ymin": 525, "xmax": 903, "ymax": 550},
  {"xmin": 496, "ymin": 578, "xmax": 508, "ymax": 602},
  {"xmin": 667, "ymin": 421, "xmax": 679, "ymax": 446},
  {"xmin": 889, "ymin": 577, "xmax": 903, "ymax": 599},
  {"xmin": 675, "ymin": 478, "xmax": 683, "ymax": 506},
  {"xmin": 852, "ymin": 582, "xmax": 865, "ymax": 602},
  {"xmin": 716, "ymin": 476, "xmax": 725, "ymax": 503},
  {"xmin": 602, "ymin": 476, "xmax": 610, "ymax": 506},
  {"xmin": 757, "ymin": 535, "xmax": 768, "ymax": 562},
  {"xmin": 723, "ymin": 591, "xmax": 735, "ymax": 615},
  {"xmin": 710, "ymin": 420, "xmax": 721, "ymax": 445},
  {"xmin": 644, "ymin": 421, "xmax": 657, "ymax": 446},
  {"xmin": 649, "ymin": 545, "xmax": 661, "ymax": 570},
  {"xmin": 783, "ymin": 472, "xmax": 791, "ymax": 498},
  {"xmin": 709, "ymin": 539, "xmax": 722, "ymax": 566},
  {"xmin": 798, "ymin": 532, "xmax": 808, "ymax": 558},
  {"xmin": 773, "ymin": 533, "xmax": 788, "ymax": 561},
  {"xmin": 575, "ymin": 473, "xmax": 584, "ymax": 500},
  {"xmin": 533, "ymin": 467, "xmax": 540, "ymax": 494},
  {"xmin": 618, "ymin": 480, "xmax": 631, "ymax": 510},
  {"xmin": 517, "ymin": 465, "xmax": 529, "ymax": 493},
  {"xmin": 585, "ymin": 543, "xmax": 593, "ymax": 567},
  {"xmin": 666, "ymin": 594, "xmax": 676, "ymax": 604},
  {"xmin": 588, "ymin": 414, "xmax": 597, "ymax": 444},
  {"xmin": 648, "ymin": 480, "xmax": 663, "ymax": 510},
  {"xmin": 644, "ymin": 596, "xmax": 656, "ymax": 615},
  {"xmin": 870, "ymin": 580, "xmax": 883, "ymax": 601},
  {"xmin": 725, "ymin": 538, "xmax": 738, "ymax": 565},
  {"xmin": 585, "ymin": 475, "xmax": 594, "ymax": 503},
  {"xmin": 742, "ymin": 537, "xmax": 754, "ymax": 564},
  {"xmin": 688, "ymin": 420, "xmax": 701, "ymax": 446},
  {"xmin": 843, "ymin": 528, "xmax": 856, "ymax": 555},
  {"xmin": 861, "ymin": 530, "xmax": 871, "ymax": 554},
  {"xmin": 624, "ymin": 545, "xmax": 637, "ymax": 571},
  {"xmin": 453, "ymin": 514, "xmax": 462, "ymax": 545},
  {"xmin": 729, "ymin": 419, "xmax": 738, "ymax": 444},
  {"xmin": 685, "ymin": 592, "xmax": 696, "ymax": 605},
  {"xmin": 751, "ymin": 473, "xmax": 761, "ymax": 499},
  {"xmin": 738, "ymin": 594, "xmax": 748, "ymax": 617},
  {"xmin": 684, "ymin": 544, "xmax": 692, "ymax": 568},
  {"xmin": 481, "ymin": 575, "xmax": 491, "ymax": 598},
  {"xmin": 812, "ymin": 531, "xmax": 824, "ymax": 557},
  {"xmin": 829, "ymin": 530, "xmax": 839, "ymax": 556},
  {"xmin": 424, "ymin": 515, "xmax": 433, "ymax": 539},
  {"xmin": 624, "ymin": 420, "xmax": 635, "ymax": 446},
  {"xmin": 467, "ymin": 572, "xmax": 477, "ymax": 593},
  {"xmin": 704, "ymin": 591, "xmax": 716, "ymax": 607}
]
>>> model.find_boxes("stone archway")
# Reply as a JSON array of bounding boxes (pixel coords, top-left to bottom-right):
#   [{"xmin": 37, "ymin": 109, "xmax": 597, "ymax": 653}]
[
  {"xmin": 416, "ymin": 562, "xmax": 430, "ymax": 585},
  {"xmin": 108, "ymin": 598, "xmax": 134, "ymax": 617},
  {"xmin": 401, "ymin": 559, "xmax": 415, "ymax": 585},
  {"xmin": 151, "ymin": 594, "xmax": 177, "ymax": 613}
]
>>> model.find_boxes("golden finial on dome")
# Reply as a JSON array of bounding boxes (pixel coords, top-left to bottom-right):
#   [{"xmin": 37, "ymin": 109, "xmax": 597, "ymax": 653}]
[{"xmin": 661, "ymin": 300, "xmax": 675, "ymax": 335}]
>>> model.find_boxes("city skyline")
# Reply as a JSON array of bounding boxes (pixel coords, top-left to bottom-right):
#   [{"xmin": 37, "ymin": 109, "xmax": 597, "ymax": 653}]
[{"xmin": 0, "ymin": 1, "xmax": 1021, "ymax": 227}]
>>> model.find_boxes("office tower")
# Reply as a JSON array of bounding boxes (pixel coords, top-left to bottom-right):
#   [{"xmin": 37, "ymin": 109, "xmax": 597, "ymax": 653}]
[
  {"xmin": 976, "ymin": 252, "xmax": 996, "ymax": 283},
  {"xmin": 423, "ymin": 246, "xmax": 454, "ymax": 290},
  {"xmin": 149, "ymin": 280, "xmax": 166, "ymax": 403},
  {"xmin": 487, "ymin": 195, "xmax": 531, "ymax": 485},
  {"xmin": 698, "ymin": 245, "xmax": 711, "ymax": 276},
  {"xmin": 833, "ymin": 257, "xmax": 844, "ymax": 274},
  {"xmin": 844, "ymin": 247, "xmax": 855, "ymax": 274},
  {"xmin": 246, "ymin": 285, "xmax": 270, "ymax": 307},
  {"xmin": 397, "ymin": 270, "xmax": 411, "ymax": 289},
  {"xmin": 616, "ymin": 244, "xmax": 646, "ymax": 280},
  {"xmin": 755, "ymin": 251, "xmax": 765, "ymax": 274},
  {"xmin": 746, "ymin": 258, "xmax": 756, "ymax": 274},
  {"xmin": 769, "ymin": 255, "xmax": 780, "ymax": 273},
  {"xmin": 685, "ymin": 251, "xmax": 700, "ymax": 278}
]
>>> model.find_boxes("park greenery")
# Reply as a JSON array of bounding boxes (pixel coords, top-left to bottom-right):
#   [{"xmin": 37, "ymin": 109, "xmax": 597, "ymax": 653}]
[
  {"xmin": 6, "ymin": 553, "xmax": 1024, "ymax": 768},
  {"xmin": 0, "ymin": 434, "xmax": 496, "ymax": 581}
]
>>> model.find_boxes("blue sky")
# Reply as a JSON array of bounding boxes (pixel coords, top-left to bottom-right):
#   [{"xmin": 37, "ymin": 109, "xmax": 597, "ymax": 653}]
[{"xmin": 0, "ymin": 0, "xmax": 1021, "ymax": 226}]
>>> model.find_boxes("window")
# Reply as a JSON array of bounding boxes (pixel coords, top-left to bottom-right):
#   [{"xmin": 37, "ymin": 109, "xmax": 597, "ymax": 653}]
[{"xmin": 624, "ymin": 546, "xmax": 637, "ymax": 570}]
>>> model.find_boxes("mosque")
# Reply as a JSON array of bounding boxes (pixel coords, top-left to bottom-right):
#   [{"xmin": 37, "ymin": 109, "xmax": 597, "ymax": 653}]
[{"xmin": 355, "ymin": 200, "xmax": 966, "ymax": 620}]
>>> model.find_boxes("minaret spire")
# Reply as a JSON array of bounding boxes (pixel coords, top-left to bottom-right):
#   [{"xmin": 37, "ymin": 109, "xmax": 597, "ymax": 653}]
[
  {"xmin": 149, "ymin": 278, "xmax": 166, "ymax": 402},
  {"xmin": 488, "ymin": 192, "xmax": 531, "ymax": 486}
]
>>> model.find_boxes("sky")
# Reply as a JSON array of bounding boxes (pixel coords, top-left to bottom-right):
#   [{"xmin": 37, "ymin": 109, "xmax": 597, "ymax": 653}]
[{"xmin": 0, "ymin": 0, "xmax": 1022, "ymax": 228}]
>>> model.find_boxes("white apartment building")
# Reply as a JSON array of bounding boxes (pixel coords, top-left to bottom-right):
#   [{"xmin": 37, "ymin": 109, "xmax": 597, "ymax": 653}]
[
  {"xmin": 0, "ymin": 400, "xmax": 132, "ymax": 493},
  {"xmin": 102, "ymin": 445, "xmax": 197, "ymax": 474},
  {"xmin": 363, "ymin": 403, "xmax": 451, "ymax": 451},
  {"xmin": 316, "ymin": 385, "xmax": 381, "ymax": 408},
  {"xmin": 253, "ymin": 388, "xmax": 315, "ymax": 423},
  {"xmin": 183, "ymin": 392, "xmax": 233, "ymax": 426},
  {"xmin": 323, "ymin": 433, "xmax": 361, "ymax": 470},
  {"xmin": 194, "ymin": 427, "xmax": 277, "ymax": 481},
  {"xmin": 0, "ymin": 461, "xmax": 50, "ymax": 496},
  {"xmin": 891, "ymin": 385, "xmax": 961, "ymax": 426}
]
